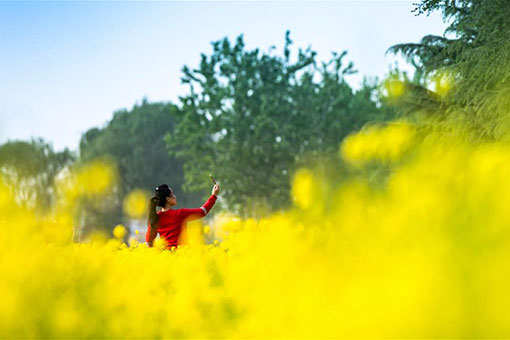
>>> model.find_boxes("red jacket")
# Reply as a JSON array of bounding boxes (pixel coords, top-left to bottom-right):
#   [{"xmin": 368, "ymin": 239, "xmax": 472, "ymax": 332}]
[{"xmin": 146, "ymin": 194, "xmax": 217, "ymax": 249}]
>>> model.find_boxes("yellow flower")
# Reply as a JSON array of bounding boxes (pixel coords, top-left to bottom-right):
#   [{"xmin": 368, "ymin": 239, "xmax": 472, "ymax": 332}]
[
  {"xmin": 341, "ymin": 123, "xmax": 416, "ymax": 164},
  {"xmin": 123, "ymin": 189, "xmax": 149, "ymax": 219},
  {"xmin": 203, "ymin": 225, "xmax": 212, "ymax": 235},
  {"xmin": 291, "ymin": 169, "xmax": 314, "ymax": 209},
  {"xmin": 113, "ymin": 224, "xmax": 127, "ymax": 240},
  {"xmin": 382, "ymin": 76, "xmax": 405, "ymax": 98},
  {"xmin": 431, "ymin": 69, "xmax": 454, "ymax": 97}
]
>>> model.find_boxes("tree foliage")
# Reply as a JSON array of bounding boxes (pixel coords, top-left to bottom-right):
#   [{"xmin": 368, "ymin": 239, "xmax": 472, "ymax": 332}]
[
  {"xmin": 388, "ymin": 0, "xmax": 510, "ymax": 140},
  {"xmin": 167, "ymin": 32, "xmax": 395, "ymax": 216},
  {"xmin": 0, "ymin": 138, "xmax": 74, "ymax": 212}
]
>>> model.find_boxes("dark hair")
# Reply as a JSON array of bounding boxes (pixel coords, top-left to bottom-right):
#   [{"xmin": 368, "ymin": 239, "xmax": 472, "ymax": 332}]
[{"xmin": 148, "ymin": 184, "xmax": 173, "ymax": 230}]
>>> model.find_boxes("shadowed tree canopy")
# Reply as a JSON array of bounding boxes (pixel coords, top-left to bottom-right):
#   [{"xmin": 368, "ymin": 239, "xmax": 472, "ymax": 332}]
[
  {"xmin": 167, "ymin": 32, "xmax": 395, "ymax": 216},
  {"xmin": 0, "ymin": 138, "xmax": 74, "ymax": 212}
]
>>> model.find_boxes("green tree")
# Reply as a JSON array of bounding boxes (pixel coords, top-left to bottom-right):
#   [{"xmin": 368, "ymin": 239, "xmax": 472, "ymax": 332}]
[
  {"xmin": 0, "ymin": 138, "xmax": 75, "ymax": 212},
  {"xmin": 167, "ymin": 32, "xmax": 395, "ymax": 216},
  {"xmin": 388, "ymin": 0, "xmax": 510, "ymax": 140}
]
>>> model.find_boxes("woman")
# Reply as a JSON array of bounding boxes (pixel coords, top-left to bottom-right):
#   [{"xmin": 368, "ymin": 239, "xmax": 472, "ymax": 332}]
[{"xmin": 146, "ymin": 183, "xmax": 220, "ymax": 249}]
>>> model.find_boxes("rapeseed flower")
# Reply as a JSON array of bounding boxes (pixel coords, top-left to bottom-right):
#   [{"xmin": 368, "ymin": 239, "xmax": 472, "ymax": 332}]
[{"xmin": 1, "ymin": 124, "xmax": 510, "ymax": 338}]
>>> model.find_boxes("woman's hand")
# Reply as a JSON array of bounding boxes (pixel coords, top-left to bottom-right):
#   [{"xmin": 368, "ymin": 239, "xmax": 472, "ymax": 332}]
[{"xmin": 212, "ymin": 184, "xmax": 220, "ymax": 196}]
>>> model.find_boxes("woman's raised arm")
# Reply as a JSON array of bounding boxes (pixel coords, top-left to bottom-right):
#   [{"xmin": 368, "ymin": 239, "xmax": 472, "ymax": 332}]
[{"xmin": 179, "ymin": 184, "xmax": 220, "ymax": 222}]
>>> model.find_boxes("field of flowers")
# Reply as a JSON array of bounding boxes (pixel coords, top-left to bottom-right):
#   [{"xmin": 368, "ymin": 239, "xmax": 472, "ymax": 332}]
[{"xmin": 1, "ymin": 121, "xmax": 510, "ymax": 338}]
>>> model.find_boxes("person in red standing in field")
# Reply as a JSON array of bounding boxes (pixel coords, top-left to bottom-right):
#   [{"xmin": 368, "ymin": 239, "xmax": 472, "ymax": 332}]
[{"xmin": 146, "ymin": 183, "xmax": 220, "ymax": 249}]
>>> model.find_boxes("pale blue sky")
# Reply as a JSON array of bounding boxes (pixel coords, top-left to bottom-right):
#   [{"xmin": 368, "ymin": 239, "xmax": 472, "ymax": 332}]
[{"xmin": 0, "ymin": 1, "xmax": 447, "ymax": 152}]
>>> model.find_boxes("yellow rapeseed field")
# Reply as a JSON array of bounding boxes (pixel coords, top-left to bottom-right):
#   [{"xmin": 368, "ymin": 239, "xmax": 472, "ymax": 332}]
[{"xmin": 1, "ymin": 122, "xmax": 510, "ymax": 338}]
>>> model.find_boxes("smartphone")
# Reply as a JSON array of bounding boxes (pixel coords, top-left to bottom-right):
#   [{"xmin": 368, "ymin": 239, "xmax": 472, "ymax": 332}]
[{"xmin": 209, "ymin": 174, "xmax": 217, "ymax": 185}]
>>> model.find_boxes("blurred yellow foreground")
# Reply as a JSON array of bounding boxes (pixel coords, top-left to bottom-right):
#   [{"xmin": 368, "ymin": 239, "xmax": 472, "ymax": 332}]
[{"xmin": 1, "ymin": 123, "xmax": 510, "ymax": 338}]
